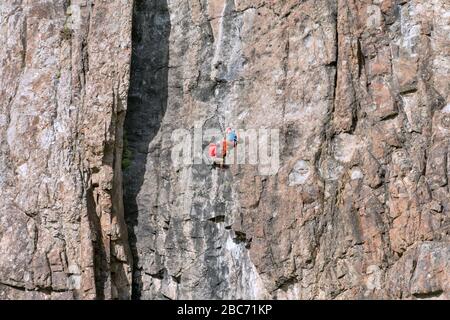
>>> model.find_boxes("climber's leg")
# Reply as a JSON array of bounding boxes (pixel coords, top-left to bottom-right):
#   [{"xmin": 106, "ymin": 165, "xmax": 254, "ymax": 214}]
[{"xmin": 221, "ymin": 155, "xmax": 225, "ymax": 168}]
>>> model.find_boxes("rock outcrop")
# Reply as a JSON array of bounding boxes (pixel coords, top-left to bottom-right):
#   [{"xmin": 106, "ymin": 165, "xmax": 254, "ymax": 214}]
[
  {"xmin": 1, "ymin": 0, "xmax": 449, "ymax": 300},
  {"xmin": 0, "ymin": 0, "xmax": 133, "ymax": 299}
]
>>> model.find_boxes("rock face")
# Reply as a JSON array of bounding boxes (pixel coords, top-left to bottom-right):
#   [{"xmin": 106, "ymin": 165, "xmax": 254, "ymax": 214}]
[
  {"xmin": 1, "ymin": 0, "xmax": 449, "ymax": 300},
  {"xmin": 0, "ymin": 0, "xmax": 133, "ymax": 299}
]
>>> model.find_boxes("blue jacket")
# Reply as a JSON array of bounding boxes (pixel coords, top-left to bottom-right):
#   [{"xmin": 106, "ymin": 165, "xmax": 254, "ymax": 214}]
[{"xmin": 227, "ymin": 131, "xmax": 237, "ymax": 143}]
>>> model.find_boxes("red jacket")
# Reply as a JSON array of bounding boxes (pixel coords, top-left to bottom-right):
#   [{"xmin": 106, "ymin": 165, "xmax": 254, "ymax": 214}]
[{"xmin": 208, "ymin": 143, "xmax": 216, "ymax": 157}]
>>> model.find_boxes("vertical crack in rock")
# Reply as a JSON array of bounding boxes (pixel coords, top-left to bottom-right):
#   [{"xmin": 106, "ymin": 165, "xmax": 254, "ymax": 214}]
[
  {"xmin": 123, "ymin": 0, "xmax": 170, "ymax": 300},
  {"xmin": 86, "ymin": 186, "xmax": 108, "ymax": 299}
]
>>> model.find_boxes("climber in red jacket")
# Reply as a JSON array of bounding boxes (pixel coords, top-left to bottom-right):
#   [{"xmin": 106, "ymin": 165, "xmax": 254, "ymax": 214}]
[
  {"xmin": 209, "ymin": 127, "xmax": 238, "ymax": 168},
  {"xmin": 209, "ymin": 137, "xmax": 227, "ymax": 168}
]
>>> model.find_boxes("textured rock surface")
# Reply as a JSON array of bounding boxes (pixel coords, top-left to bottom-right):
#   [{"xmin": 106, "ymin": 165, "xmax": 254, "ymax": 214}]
[
  {"xmin": 124, "ymin": 0, "xmax": 449, "ymax": 300},
  {"xmin": 0, "ymin": 0, "xmax": 133, "ymax": 299},
  {"xmin": 1, "ymin": 0, "xmax": 449, "ymax": 300}
]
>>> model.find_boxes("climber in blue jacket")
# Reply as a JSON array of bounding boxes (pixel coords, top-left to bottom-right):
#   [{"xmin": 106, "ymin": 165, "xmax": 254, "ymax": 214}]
[{"xmin": 226, "ymin": 127, "xmax": 238, "ymax": 148}]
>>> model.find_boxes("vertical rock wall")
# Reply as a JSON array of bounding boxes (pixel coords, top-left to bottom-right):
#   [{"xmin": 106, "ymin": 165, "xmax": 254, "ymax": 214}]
[
  {"xmin": 125, "ymin": 0, "xmax": 449, "ymax": 300},
  {"xmin": 0, "ymin": 0, "xmax": 133, "ymax": 299},
  {"xmin": 0, "ymin": 0, "xmax": 449, "ymax": 300}
]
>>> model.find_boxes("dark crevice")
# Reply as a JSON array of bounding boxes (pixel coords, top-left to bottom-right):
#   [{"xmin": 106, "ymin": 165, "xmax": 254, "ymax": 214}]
[
  {"xmin": 273, "ymin": 276, "xmax": 298, "ymax": 293},
  {"xmin": 357, "ymin": 39, "xmax": 365, "ymax": 78},
  {"xmin": 146, "ymin": 268, "xmax": 165, "ymax": 280},
  {"xmin": 208, "ymin": 215, "xmax": 225, "ymax": 223},
  {"xmin": 123, "ymin": 0, "xmax": 170, "ymax": 300},
  {"xmin": 86, "ymin": 185, "xmax": 108, "ymax": 300},
  {"xmin": 379, "ymin": 112, "xmax": 399, "ymax": 121},
  {"xmin": 233, "ymin": 231, "xmax": 252, "ymax": 249},
  {"xmin": 399, "ymin": 87, "xmax": 418, "ymax": 95},
  {"xmin": 172, "ymin": 275, "xmax": 181, "ymax": 284},
  {"xmin": 413, "ymin": 290, "xmax": 444, "ymax": 299}
]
